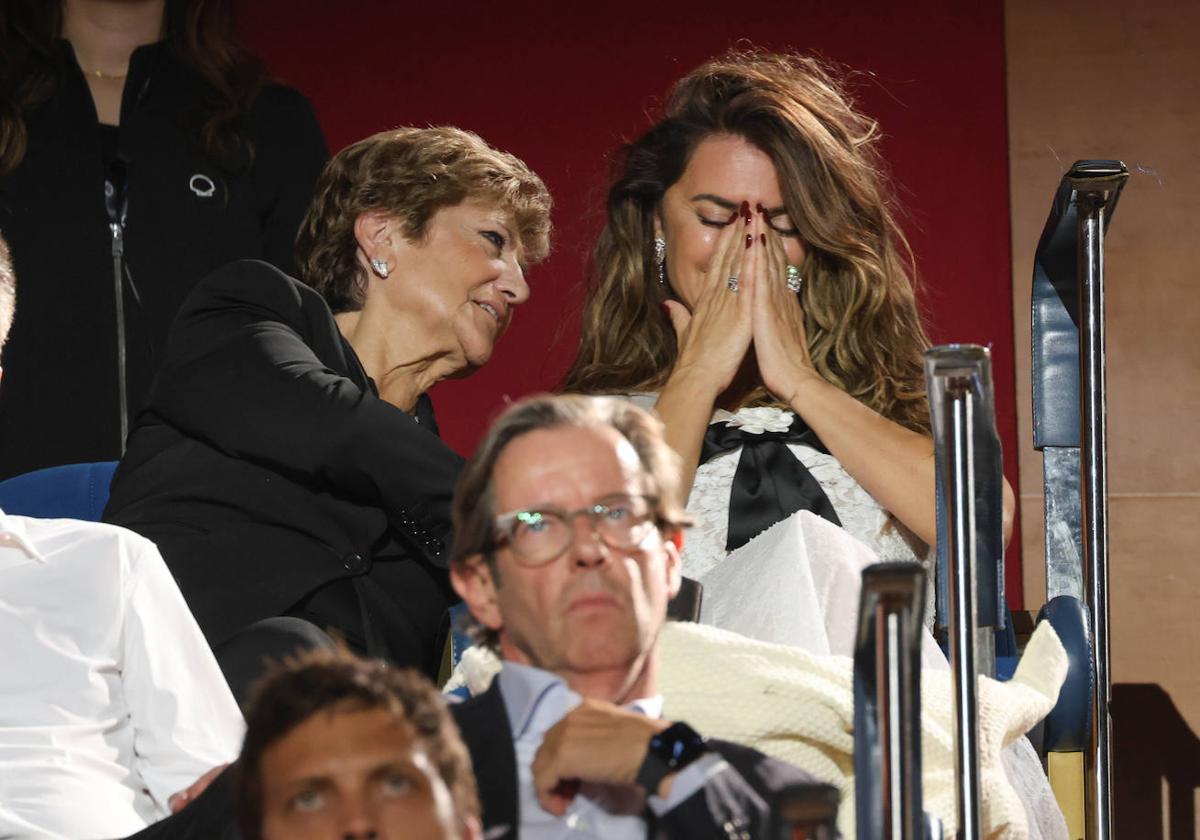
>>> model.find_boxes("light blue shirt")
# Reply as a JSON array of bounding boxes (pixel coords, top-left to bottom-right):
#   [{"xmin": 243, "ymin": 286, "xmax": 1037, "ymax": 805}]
[{"xmin": 497, "ymin": 662, "xmax": 727, "ymax": 839}]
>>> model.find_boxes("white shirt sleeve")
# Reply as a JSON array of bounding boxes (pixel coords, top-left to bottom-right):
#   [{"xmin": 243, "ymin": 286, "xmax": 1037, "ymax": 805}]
[{"xmin": 119, "ymin": 533, "xmax": 245, "ymax": 811}]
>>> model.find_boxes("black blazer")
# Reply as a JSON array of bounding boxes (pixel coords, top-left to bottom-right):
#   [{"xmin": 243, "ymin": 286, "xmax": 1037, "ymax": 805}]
[
  {"xmin": 104, "ymin": 260, "xmax": 464, "ymax": 645},
  {"xmin": 451, "ymin": 680, "xmax": 821, "ymax": 840}
]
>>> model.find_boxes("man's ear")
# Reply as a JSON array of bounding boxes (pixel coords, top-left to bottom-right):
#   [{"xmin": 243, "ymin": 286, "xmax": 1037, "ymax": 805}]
[
  {"xmin": 662, "ymin": 528, "xmax": 683, "ymax": 599},
  {"xmin": 450, "ymin": 555, "xmax": 504, "ymax": 634},
  {"xmin": 666, "ymin": 528, "xmax": 684, "ymax": 553}
]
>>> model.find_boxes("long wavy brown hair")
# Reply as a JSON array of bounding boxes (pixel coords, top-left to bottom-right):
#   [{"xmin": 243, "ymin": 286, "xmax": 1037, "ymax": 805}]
[
  {"xmin": 0, "ymin": 0, "xmax": 265, "ymax": 175},
  {"xmin": 561, "ymin": 50, "xmax": 931, "ymax": 434}
]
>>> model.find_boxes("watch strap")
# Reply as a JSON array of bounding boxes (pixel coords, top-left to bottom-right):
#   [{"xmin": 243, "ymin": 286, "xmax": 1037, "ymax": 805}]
[{"xmin": 635, "ymin": 721, "xmax": 708, "ymax": 794}]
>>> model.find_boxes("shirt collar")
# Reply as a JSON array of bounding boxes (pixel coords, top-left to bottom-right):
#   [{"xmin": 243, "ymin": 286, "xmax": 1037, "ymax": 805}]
[
  {"xmin": 497, "ymin": 661, "xmax": 663, "ymax": 737},
  {"xmin": 0, "ymin": 506, "xmax": 46, "ymax": 563}
]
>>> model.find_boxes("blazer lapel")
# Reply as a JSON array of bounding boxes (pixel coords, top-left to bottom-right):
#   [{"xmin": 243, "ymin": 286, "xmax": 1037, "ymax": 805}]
[{"xmin": 451, "ymin": 682, "xmax": 520, "ymax": 838}]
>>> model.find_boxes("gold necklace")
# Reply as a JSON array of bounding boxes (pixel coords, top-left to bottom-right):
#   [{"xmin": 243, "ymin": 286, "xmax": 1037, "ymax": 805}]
[{"xmin": 84, "ymin": 67, "xmax": 127, "ymax": 81}]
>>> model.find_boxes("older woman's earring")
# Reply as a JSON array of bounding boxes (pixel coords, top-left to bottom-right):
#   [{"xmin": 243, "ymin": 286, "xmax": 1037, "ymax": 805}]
[
  {"xmin": 654, "ymin": 237, "xmax": 666, "ymax": 286},
  {"xmin": 785, "ymin": 264, "xmax": 803, "ymax": 293},
  {"xmin": 370, "ymin": 258, "xmax": 390, "ymax": 279}
]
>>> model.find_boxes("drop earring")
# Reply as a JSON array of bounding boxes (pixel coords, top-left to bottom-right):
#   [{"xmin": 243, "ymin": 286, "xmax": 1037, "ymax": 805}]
[
  {"xmin": 654, "ymin": 237, "xmax": 666, "ymax": 286},
  {"xmin": 370, "ymin": 258, "xmax": 390, "ymax": 279}
]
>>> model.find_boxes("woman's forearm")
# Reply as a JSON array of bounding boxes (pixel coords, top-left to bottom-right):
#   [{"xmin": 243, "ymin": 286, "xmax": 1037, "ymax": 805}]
[
  {"xmin": 654, "ymin": 367, "xmax": 725, "ymax": 502},
  {"xmin": 788, "ymin": 376, "xmax": 1016, "ymax": 547}
]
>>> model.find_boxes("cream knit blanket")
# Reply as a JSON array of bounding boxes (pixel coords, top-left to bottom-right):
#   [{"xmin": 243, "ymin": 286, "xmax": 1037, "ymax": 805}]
[
  {"xmin": 449, "ymin": 622, "xmax": 1066, "ymax": 838},
  {"xmin": 657, "ymin": 620, "xmax": 1068, "ymax": 839}
]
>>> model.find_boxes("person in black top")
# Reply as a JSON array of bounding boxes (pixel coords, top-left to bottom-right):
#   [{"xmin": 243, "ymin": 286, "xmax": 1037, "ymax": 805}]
[
  {"xmin": 104, "ymin": 126, "xmax": 552, "ymax": 683},
  {"xmin": 0, "ymin": 0, "xmax": 328, "ymax": 477}
]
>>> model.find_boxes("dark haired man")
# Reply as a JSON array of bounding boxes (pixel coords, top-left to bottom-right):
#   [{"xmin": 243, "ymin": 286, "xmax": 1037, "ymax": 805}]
[
  {"xmin": 449, "ymin": 393, "xmax": 819, "ymax": 839},
  {"xmin": 235, "ymin": 648, "xmax": 481, "ymax": 840}
]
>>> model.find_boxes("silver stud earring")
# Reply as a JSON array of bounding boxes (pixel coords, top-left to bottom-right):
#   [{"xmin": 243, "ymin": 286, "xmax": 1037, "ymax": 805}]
[
  {"xmin": 654, "ymin": 237, "xmax": 666, "ymax": 286},
  {"xmin": 785, "ymin": 264, "xmax": 803, "ymax": 293},
  {"xmin": 370, "ymin": 258, "xmax": 390, "ymax": 279}
]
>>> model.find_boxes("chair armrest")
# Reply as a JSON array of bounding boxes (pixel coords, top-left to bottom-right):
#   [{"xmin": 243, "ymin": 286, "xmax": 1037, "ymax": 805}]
[{"xmin": 1036, "ymin": 595, "xmax": 1094, "ymax": 753}]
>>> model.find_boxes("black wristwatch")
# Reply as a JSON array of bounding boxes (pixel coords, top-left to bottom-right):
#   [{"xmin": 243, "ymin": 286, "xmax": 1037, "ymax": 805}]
[{"xmin": 635, "ymin": 721, "xmax": 709, "ymax": 795}]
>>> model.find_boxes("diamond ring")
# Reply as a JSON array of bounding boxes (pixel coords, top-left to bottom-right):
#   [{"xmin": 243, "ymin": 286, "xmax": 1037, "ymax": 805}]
[
  {"xmin": 785, "ymin": 264, "xmax": 803, "ymax": 293},
  {"xmin": 727, "ymin": 275, "xmax": 740, "ymax": 292}
]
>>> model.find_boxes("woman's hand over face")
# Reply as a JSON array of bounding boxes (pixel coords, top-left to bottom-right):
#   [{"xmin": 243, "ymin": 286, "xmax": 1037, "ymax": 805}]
[
  {"xmin": 752, "ymin": 220, "xmax": 822, "ymax": 404},
  {"xmin": 663, "ymin": 204, "xmax": 754, "ymax": 396}
]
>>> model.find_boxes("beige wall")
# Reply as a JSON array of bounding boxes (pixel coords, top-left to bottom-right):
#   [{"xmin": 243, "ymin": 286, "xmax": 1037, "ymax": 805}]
[{"xmin": 1006, "ymin": 0, "xmax": 1200, "ymax": 833}]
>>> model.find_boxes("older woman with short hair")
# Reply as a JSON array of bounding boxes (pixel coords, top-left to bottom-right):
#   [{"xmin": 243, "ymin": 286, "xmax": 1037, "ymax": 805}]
[{"xmin": 105, "ymin": 126, "xmax": 551, "ymax": 687}]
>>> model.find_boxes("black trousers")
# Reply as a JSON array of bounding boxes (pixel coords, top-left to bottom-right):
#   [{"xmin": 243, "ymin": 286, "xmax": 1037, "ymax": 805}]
[
  {"xmin": 213, "ymin": 615, "xmax": 337, "ymax": 707},
  {"xmin": 209, "ymin": 555, "xmax": 452, "ymax": 706},
  {"xmin": 124, "ymin": 765, "xmax": 239, "ymax": 840},
  {"xmin": 287, "ymin": 554, "xmax": 453, "ymax": 678}
]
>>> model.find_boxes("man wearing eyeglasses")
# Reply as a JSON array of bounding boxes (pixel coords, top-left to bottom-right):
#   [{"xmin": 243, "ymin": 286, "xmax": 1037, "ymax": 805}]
[{"xmin": 448, "ymin": 394, "xmax": 816, "ymax": 839}]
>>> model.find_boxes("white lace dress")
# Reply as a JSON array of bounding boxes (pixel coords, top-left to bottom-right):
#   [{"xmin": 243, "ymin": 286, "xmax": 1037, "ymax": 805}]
[
  {"xmin": 685, "ymin": 404, "xmax": 931, "ymax": 578},
  {"xmin": 624, "ymin": 396, "xmax": 933, "ymax": 651}
]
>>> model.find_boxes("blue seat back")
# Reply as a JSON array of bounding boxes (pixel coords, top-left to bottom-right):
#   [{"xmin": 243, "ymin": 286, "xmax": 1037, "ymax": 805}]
[
  {"xmin": 0, "ymin": 462, "xmax": 119, "ymax": 522},
  {"xmin": 1037, "ymin": 595, "xmax": 1094, "ymax": 752}
]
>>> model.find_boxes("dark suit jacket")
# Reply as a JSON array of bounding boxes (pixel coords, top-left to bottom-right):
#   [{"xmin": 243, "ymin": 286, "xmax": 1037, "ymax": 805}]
[
  {"xmin": 451, "ymin": 680, "xmax": 821, "ymax": 840},
  {"xmin": 103, "ymin": 260, "xmax": 464, "ymax": 646}
]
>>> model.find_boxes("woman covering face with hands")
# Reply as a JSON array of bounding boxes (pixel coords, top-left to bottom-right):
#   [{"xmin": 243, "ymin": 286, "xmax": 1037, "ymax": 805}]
[
  {"xmin": 657, "ymin": 144, "xmax": 817, "ymax": 431},
  {"xmin": 564, "ymin": 50, "xmax": 1015, "ymax": 643}
]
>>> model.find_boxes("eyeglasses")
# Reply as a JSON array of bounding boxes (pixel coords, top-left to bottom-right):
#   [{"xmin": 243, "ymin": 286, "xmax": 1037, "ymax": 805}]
[{"xmin": 492, "ymin": 493, "xmax": 660, "ymax": 566}]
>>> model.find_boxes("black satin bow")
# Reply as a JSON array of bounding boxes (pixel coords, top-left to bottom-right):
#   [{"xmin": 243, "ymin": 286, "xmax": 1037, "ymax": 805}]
[{"xmin": 700, "ymin": 414, "xmax": 842, "ymax": 552}]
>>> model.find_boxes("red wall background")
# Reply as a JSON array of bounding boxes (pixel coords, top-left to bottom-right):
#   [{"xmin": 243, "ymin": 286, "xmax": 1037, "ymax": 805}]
[{"xmin": 237, "ymin": 0, "xmax": 1024, "ymax": 605}]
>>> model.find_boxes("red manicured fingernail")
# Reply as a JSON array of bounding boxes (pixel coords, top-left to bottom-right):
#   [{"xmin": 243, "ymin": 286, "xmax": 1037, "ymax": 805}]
[
  {"xmin": 745, "ymin": 233, "xmax": 753, "ymax": 249},
  {"xmin": 756, "ymin": 203, "xmax": 765, "ymax": 215},
  {"xmin": 659, "ymin": 302, "xmax": 670, "ymax": 316},
  {"xmin": 760, "ymin": 233, "xmax": 766, "ymax": 246},
  {"xmin": 740, "ymin": 200, "xmax": 751, "ymax": 219},
  {"xmin": 726, "ymin": 209, "xmax": 738, "ymax": 223}
]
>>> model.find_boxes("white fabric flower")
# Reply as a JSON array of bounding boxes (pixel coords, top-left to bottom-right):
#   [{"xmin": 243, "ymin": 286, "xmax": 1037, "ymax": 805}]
[
  {"xmin": 723, "ymin": 406, "xmax": 793, "ymax": 435},
  {"xmin": 442, "ymin": 645, "xmax": 503, "ymax": 696}
]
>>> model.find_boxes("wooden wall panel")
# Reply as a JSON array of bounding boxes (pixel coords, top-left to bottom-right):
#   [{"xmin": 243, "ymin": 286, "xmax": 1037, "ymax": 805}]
[{"xmin": 1006, "ymin": 1, "xmax": 1200, "ymax": 833}]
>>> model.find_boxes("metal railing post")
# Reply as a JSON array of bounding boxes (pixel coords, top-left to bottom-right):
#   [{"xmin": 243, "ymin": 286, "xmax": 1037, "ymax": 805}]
[
  {"xmin": 853, "ymin": 563, "xmax": 928, "ymax": 839},
  {"xmin": 926, "ymin": 344, "xmax": 1000, "ymax": 840},
  {"xmin": 1077, "ymin": 189, "xmax": 1113, "ymax": 840},
  {"xmin": 946, "ymin": 372, "xmax": 982, "ymax": 840}
]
